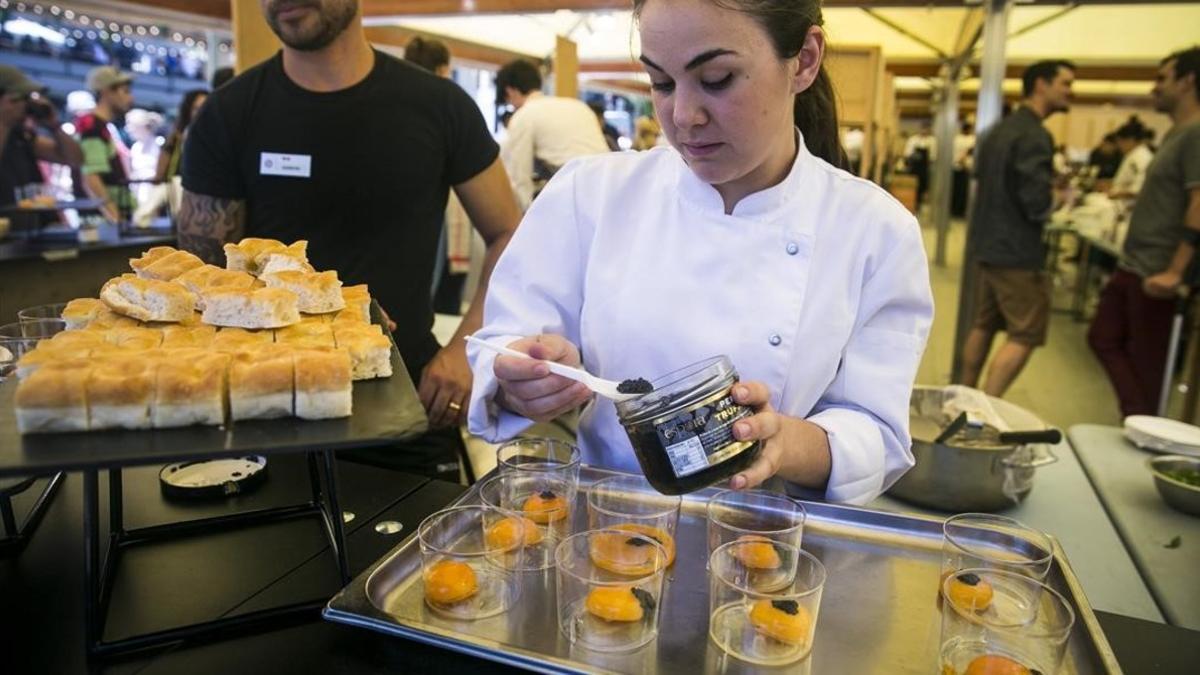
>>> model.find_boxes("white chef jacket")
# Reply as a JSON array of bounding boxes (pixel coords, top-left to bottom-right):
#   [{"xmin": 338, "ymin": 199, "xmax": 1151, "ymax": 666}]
[
  {"xmin": 468, "ymin": 137, "xmax": 934, "ymax": 505},
  {"xmin": 1111, "ymin": 143, "xmax": 1154, "ymax": 197},
  {"xmin": 499, "ymin": 91, "xmax": 610, "ymax": 210}
]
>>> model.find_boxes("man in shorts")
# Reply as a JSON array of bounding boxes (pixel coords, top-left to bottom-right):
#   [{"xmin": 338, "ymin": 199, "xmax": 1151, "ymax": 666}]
[{"xmin": 960, "ymin": 60, "xmax": 1074, "ymax": 396}]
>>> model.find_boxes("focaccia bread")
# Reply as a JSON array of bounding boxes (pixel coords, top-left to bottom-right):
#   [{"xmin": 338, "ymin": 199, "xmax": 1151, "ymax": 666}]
[
  {"xmin": 130, "ymin": 246, "xmax": 204, "ymax": 281},
  {"xmin": 61, "ymin": 298, "xmax": 106, "ymax": 330},
  {"xmin": 107, "ymin": 326, "xmax": 164, "ymax": 350},
  {"xmin": 275, "ymin": 322, "xmax": 335, "ymax": 348},
  {"xmin": 201, "ymin": 287, "xmax": 300, "ymax": 329},
  {"xmin": 173, "ymin": 264, "xmax": 258, "ymax": 310},
  {"xmin": 83, "ymin": 306, "xmax": 140, "ymax": 330},
  {"xmin": 261, "ymin": 270, "xmax": 345, "ymax": 314},
  {"xmin": 211, "ymin": 327, "xmax": 274, "ymax": 353},
  {"xmin": 259, "ymin": 253, "xmax": 314, "ymax": 276},
  {"xmin": 153, "ymin": 350, "xmax": 230, "ymax": 428},
  {"xmin": 341, "ymin": 285, "xmax": 371, "ymax": 318},
  {"xmin": 86, "ymin": 355, "xmax": 156, "ymax": 430},
  {"xmin": 160, "ymin": 325, "xmax": 218, "ymax": 349},
  {"xmin": 14, "ymin": 359, "xmax": 91, "ymax": 433},
  {"xmin": 294, "ymin": 347, "xmax": 352, "ymax": 419},
  {"xmin": 223, "ymin": 238, "xmax": 308, "ymax": 276},
  {"xmin": 229, "ymin": 344, "xmax": 294, "ymax": 420},
  {"xmin": 332, "ymin": 323, "xmax": 392, "ymax": 380},
  {"xmin": 100, "ymin": 274, "xmax": 197, "ymax": 323}
]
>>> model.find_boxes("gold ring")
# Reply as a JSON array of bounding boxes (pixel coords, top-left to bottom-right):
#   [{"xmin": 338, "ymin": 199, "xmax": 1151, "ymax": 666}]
[{"xmin": 448, "ymin": 401, "xmax": 462, "ymax": 412}]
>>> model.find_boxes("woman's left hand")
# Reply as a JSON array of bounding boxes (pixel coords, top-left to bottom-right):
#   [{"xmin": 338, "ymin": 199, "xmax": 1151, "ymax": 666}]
[{"xmin": 727, "ymin": 381, "xmax": 832, "ymax": 491}]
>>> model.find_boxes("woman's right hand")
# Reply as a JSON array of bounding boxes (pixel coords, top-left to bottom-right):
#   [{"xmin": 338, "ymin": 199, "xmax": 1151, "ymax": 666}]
[{"xmin": 493, "ymin": 334, "xmax": 593, "ymax": 422}]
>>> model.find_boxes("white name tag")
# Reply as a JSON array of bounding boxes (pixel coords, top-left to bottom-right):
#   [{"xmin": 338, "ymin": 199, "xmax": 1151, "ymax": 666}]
[{"xmin": 260, "ymin": 152, "xmax": 311, "ymax": 178}]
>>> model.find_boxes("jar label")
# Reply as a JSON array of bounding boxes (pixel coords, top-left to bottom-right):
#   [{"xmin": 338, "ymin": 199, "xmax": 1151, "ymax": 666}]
[{"xmin": 654, "ymin": 392, "xmax": 755, "ymax": 478}]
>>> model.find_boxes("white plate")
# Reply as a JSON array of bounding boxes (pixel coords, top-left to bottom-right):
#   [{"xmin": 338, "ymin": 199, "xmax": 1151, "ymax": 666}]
[{"xmin": 1123, "ymin": 416, "xmax": 1200, "ymax": 457}]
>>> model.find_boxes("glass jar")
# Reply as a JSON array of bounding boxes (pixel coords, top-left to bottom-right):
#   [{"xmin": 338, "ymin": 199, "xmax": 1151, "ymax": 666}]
[{"xmin": 615, "ymin": 356, "xmax": 761, "ymax": 495}]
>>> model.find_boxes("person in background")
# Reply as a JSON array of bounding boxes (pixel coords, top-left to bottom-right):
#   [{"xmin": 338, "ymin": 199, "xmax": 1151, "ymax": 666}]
[
  {"xmin": 904, "ymin": 123, "xmax": 935, "ymax": 210},
  {"xmin": 842, "ymin": 125, "xmax": 864, "ymax": 175},
  {"xmin": 0, "ymin": 66, "xmax": 83, "ymax": 208},
  {"xmin": 76, "ymin": 66, "xmax": 135, "ymax": 222},
  {"xmin": 1089, "ymin": 46, "xmax": 1200, "ymax": 417},
  {"xmin": 959, "ymin": 59, "xmax": 1075, "ymax": 397},
  {"xmin": 495, "ymin": 59, "xmax": 609, "ymax": 209},
  {"xmin": 588, "ymin": 101, "xmax": 622, "ymax": 151},
  {"xmin": 952, "ymin": 121, "xmax": 976, "ymax": 217},
  {"xmin": 180, "ymin": 0, "xmax": 520, "ymax": 481},
  {"xmin": 1088, "ymin": 133, "xmax": 1123, "ymax": 181},
  {"xmin": 125, "ymin": 109, "xmax": 163, "ymax": 184},
  {"xmin": 403, "ymin": 35, "xmax": 471, "ymax": 316},
  {"xmin": 1108, "ymin": 119, "xmax": 1155, "ymax": 202},
  {"xmin": 156, "ymin": 89, "xmax": 208, "ymax": 183},
  {"xmin": 468, "ymin": 0, "xmax": 932, "ymax": 504},
  {"xmin": 633, "ymin": 115, "xmax": 661, "ymax": 151}
]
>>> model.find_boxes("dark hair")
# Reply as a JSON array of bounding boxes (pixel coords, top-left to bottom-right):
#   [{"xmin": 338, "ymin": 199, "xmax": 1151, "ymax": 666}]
[
  {"xmin": 632, "ymin": 0, "xmax": 847, "ymax": 169},
  {"xmin": 1022, "ymin": 60, "xmax": 1075, "ymax": 97},
  {"xmin": 1114, "ymin": 116, "xmax": 1147, "ymax": 141},
  {"xmin": 404, "ymin": 36, "xmax": 451, "ymax": 74},
  {"xmin": 1163, "ymin": 46, "xmax": 1200, "ymax": 100},
  {"xmin": 173, "ymin": 89, "xmax": 208, "ymax": 135},
  {"xmin": 495, "ymin": 60, "xmax": 542, "ymax": 104}
]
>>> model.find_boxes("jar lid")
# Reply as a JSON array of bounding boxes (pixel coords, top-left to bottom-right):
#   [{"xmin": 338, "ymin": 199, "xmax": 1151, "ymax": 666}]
[{"xmin": 616, "ymin": 355, "xmax": 736, "ymax": 423}]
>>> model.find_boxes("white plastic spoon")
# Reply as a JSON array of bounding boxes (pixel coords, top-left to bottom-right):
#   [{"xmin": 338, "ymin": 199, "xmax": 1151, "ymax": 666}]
[{"xmin": 464, "ymin": 335, "xmax": 642, "ymax": 402}]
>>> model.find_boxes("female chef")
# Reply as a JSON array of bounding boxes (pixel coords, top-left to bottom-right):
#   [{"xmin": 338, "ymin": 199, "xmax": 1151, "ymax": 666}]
[{"xmin": 465, "ymin": 0, "xmax": 934, "ymax": 504}]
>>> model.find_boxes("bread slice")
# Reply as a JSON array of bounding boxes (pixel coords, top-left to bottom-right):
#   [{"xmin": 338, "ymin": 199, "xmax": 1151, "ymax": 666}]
[
  {"xmin": 294, "ymin": 347, "xmax": 352, "ymax": 419},
  {"xmin": 211, "ymin": 327, "xmax": 274, "ymax": 353},
  {"xmin": 101, "ymin": 274, "xmax": 197, "ymax": 323},
  {"xmin": 201, "ymin": 287, "xmax": 300, "ymax": 329},
  {"xmin": 223, "ymin": 238, "xmax": 308, "ymax": 276},
  {"xmin": 61, "ymin": 298, "xmax": 106, "ymax": 330},
  {"xmin": 15, "ymin": 359, "xmax": 91, "ymax": 433},
  {"xmin": 275, "ymin": 322, "xmax": 335, "ymax": 348},
  {"xmin": 153, "ymin": 350, "xmax": 230, "ymax": 428},
  {"xmin": 45, "ymin": 329, "xmax": 109, "ymax": 350},
  {"xmin": 131, "ymin": 247, "xmax": 204, "ymax": 281},
  {"xmin": 160, "ymin": 325, "xmax": 217, "ymax": 349},
  {"xmin": 173, "ymin": 264, "xmax": 258, "ymax": 310},
  {"xmin": 261, "ymin": 270, "xmax": 345, "ymax": 314},
  {"xmin": 259, "ymin": 253, "xmax": 314, "ymax": 276},
  {"xmin": 229, "ymin": 345, "xmax": 295, "ymax": 420},
  {"xmin": 86, "ymin": 355, "xmax": 156, "ymax": 430},
  {"xmin": 333, "ymin": 324, "xmax": 392, "ymax": 380},
  {"xmin": 342, "ymin": 285, "xmax": 371, "ymax": 318},
  {"xmin": 107, "ymin": 326, "xmax": 164, "ymax": 350},
  {"xmin": 85, "ymin": 306, "xmax": 140, "ymax": 330},
  {"xmin": 14, "ymin": 343, "xmax": 90, "ymax": 379}
]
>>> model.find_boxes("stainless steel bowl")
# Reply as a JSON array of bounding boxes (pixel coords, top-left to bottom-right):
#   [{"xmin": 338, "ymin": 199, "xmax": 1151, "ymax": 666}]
[{"xmin": 1147, "ymin": 455, "xmax": 1200, "ymax": 517}]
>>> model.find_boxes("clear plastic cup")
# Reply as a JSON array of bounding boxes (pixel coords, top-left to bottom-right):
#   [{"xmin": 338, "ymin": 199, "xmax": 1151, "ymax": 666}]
[
  {"xmin": 478, "ymin": 472, "xmax": 572, "ymax": 571},
  {"xmin": 555, "ymin": 528, "xmax": 668, "ymax": 652},
  {"xmin": 942, "ymin": 514, "xmax": 1054, "ymax": 584},
  {"xmin": 587, "ymin": 474, "xmax": 681, "ymax": 571},
  {"xmin": 417, "ymin": 505, "xmax": 523, "ymax": 620},
  {"xmin": 0, "ymin": 319, "xmax": 65, "ymax": 379},
  {"xmin": 940, "ymin": 568, "xmax": 1076, "ymax": 675},
  {"xmin": 708, "ymin": 541, "xmax": 825, "ymax": 666},
  {"xmin": 497, "ymin": 438, "xmax": 581, "ymax": 500},
  {"xmin": 706, "ymin": 489, "xmax": 805, "ymax": 578},
  {"xmin": 17, "ymin": 303, "xmax": 69, "ymax": 324}
]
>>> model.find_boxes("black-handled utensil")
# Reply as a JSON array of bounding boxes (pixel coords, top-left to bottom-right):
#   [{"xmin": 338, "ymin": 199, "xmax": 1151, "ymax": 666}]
[
  {"xmin": 997, "ymin": 429, "xmax": 1062, "ymax": 445},
  {"xmin": 934, "ymin": 412, "xmax": 969, "ymax": 444}
]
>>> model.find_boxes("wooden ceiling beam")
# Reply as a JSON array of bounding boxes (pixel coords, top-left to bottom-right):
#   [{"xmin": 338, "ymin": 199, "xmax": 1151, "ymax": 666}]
[{"xmin": 364, "ymin": 25, "xmax": 535, "ymax": 66}]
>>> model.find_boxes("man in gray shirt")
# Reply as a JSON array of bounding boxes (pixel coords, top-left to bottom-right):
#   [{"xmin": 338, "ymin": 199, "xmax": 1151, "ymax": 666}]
[
  {"xmin": 960, "ymin": 60, "xmax": 1074, "ymax": 397},
  {"xmin": 1089, "ymin": 47, "xmax": 1200, "ymax": 416}
]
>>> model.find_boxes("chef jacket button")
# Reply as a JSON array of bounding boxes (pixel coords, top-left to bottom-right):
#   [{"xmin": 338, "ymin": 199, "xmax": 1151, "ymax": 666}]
[
  {"xmin": 785, "ymin": 242, "xmax": 800, "ymax": 255},
  {"xmin": 768, "ymin": 334, "xmax": 782, "ymax": 346}
]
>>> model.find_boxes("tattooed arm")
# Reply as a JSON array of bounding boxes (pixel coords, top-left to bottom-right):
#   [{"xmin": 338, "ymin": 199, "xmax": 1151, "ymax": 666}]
[{"xmin": 177, "ymin": 190, "xmax": 246, "ymax": 265}]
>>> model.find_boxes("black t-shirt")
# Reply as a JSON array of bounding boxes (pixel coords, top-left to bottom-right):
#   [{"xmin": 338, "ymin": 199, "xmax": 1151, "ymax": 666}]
[
  {"xmin": 0, "ymin": 127, "xmax": 42, "ymax": 208},
  {"xmin": 183, "ymin": 50, "xmax": 498, "ymax": 376}
]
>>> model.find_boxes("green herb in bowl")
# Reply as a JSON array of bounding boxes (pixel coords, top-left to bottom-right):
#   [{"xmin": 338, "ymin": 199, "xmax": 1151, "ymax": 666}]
[{"xmin": 1161, "ymin": 467, "xmax": 1200, "ymax": 488}]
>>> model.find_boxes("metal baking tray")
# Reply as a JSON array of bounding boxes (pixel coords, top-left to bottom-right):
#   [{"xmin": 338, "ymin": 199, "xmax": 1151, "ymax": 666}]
[
  {"xmin": 325, "ymin": 465, "xmax": 1122, "ymax": 674},
  {"xmin": 0, "ymin": 301, "xmax": 428, "ymax": 477}
]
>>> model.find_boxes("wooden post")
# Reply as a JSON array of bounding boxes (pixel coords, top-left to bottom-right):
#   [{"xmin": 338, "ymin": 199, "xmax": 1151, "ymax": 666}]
[
  {"xmin": 231, "ymin": 0, "xmax": 280, "ymax": 73},
  {"xmin": 554, "ymin": 35, "xmax": 578, "ymax": 99}
]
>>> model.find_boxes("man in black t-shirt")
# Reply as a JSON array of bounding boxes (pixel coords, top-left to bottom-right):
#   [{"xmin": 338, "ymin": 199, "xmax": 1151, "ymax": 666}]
[{"xmin": 180, "ymin": 0, "xmax": 521, "ymax": 476}]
